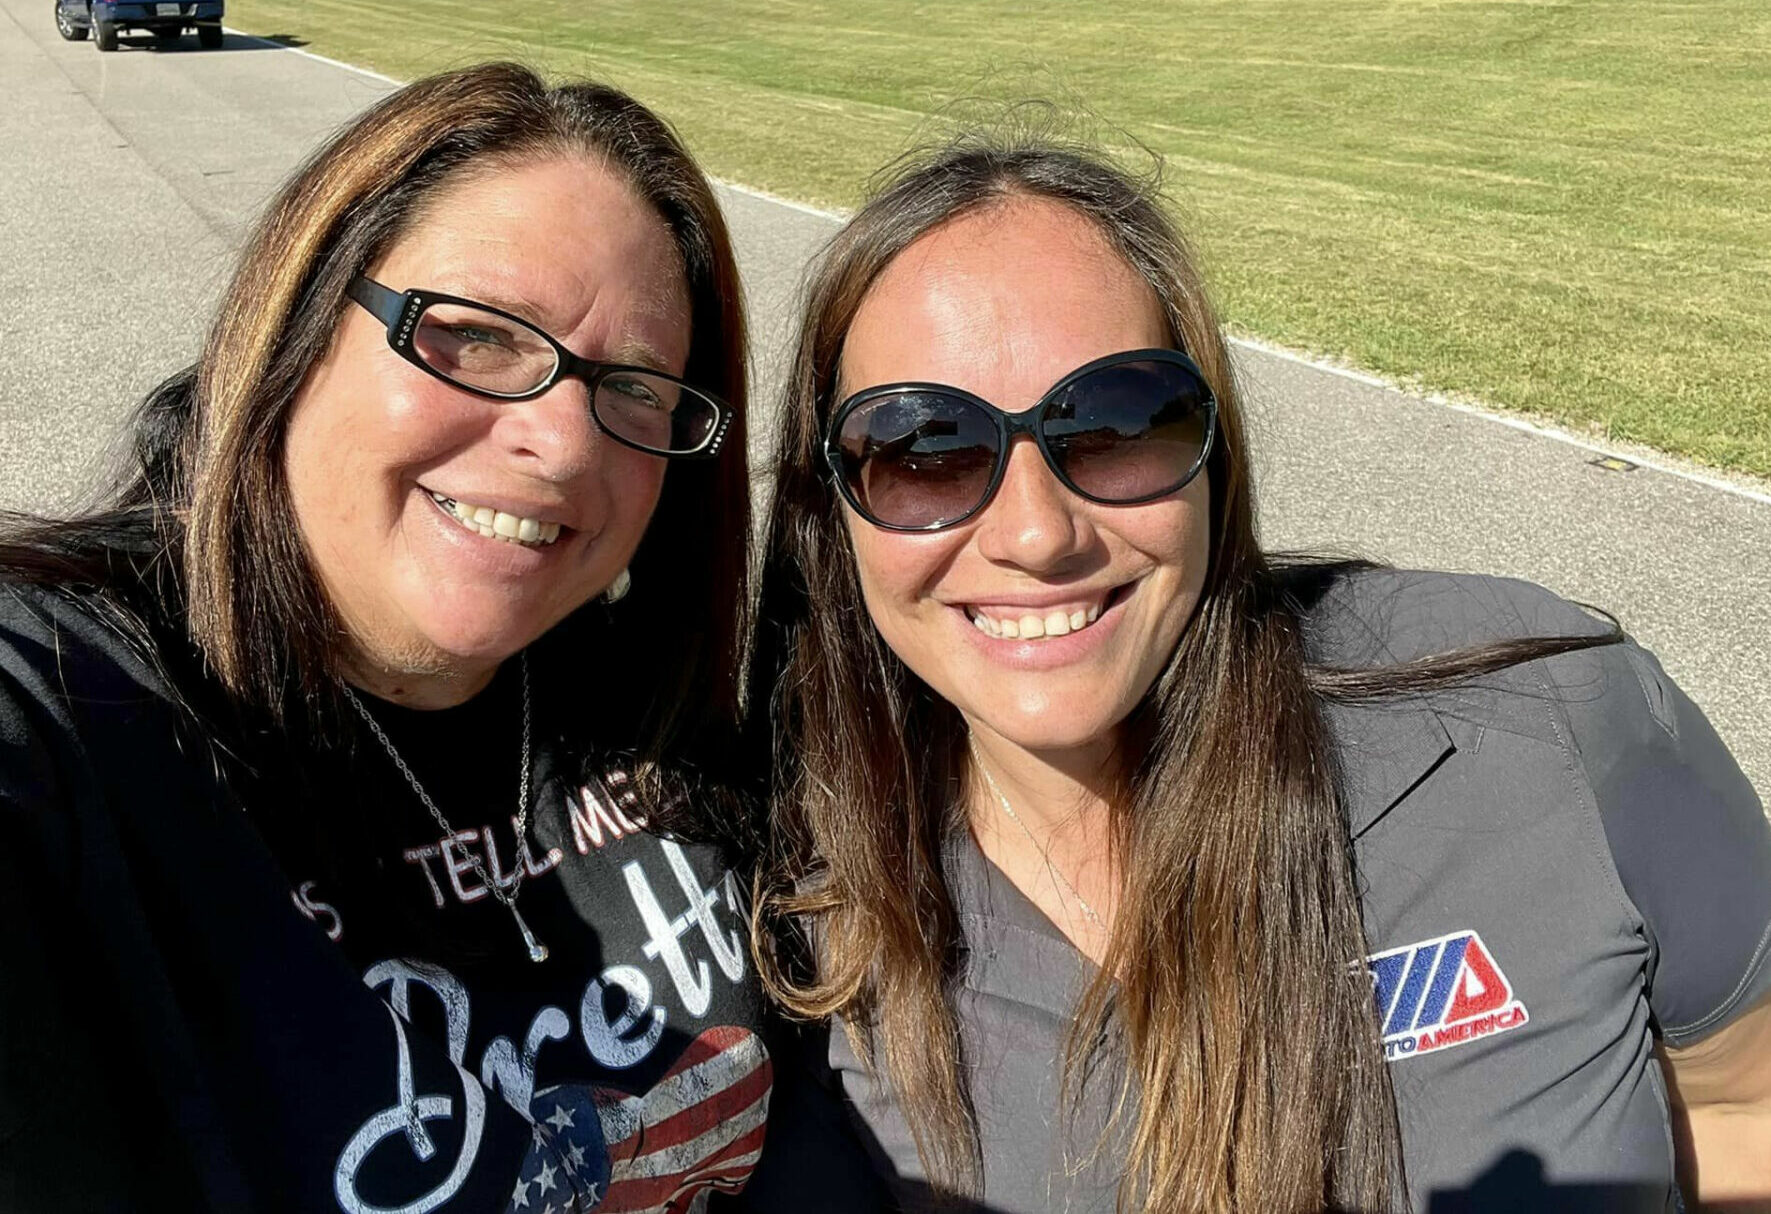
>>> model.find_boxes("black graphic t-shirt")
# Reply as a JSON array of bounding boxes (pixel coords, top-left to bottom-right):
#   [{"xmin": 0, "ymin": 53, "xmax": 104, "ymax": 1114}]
[
  {"xmin": 0, "ymin": 583, "xmax": 786, "ymax": 1214},
  {"xmin": 270, "ymin": 662, "xmax": 769, "ymax": 1214}
]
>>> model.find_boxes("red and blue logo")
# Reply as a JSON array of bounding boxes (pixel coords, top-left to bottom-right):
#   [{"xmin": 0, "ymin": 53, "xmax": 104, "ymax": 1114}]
[{"xmin": 1368, "ymin": 929, "xmax": 1528, "ymax": 1061}]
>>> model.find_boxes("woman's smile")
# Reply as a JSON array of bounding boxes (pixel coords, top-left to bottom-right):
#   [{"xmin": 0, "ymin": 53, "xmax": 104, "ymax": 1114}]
[
  {"xmin": 949, "ymin": 579, "xmax": 1139, "ymax": 672},
  {"xmin": 406, "ymin": 483, "xmax": 579, "ymax": 575},
  {"xmin": 424, "ymin": 488, "xmax": 567, "ymax": 547}
]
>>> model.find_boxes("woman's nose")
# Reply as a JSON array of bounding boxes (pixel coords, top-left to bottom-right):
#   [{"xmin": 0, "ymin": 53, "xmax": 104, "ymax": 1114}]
[
  {"xmin": 498, "ymin": 376, "xmax": 605, "ymax": 482},
  {"xmin": 972, "ymin": 436, "xmax": 1095, "ymax": 571}
]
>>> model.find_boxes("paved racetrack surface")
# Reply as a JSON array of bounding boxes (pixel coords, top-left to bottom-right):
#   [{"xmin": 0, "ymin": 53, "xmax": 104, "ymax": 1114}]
[{"xmin": 3, "ymin": 0, "xmax": 1766, "ymax": 800}]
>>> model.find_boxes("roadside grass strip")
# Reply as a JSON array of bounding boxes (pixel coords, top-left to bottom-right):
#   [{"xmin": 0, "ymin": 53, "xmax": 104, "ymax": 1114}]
[{"xmin": 228, "ymin": 0, "xmax": 1771, "ymax": 479}]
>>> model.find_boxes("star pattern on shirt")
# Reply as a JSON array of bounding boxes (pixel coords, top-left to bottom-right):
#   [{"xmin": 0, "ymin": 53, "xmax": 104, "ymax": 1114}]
[{"xmin": 502, "ymin": 1084, "xmax": 611, "ymax": 1214}]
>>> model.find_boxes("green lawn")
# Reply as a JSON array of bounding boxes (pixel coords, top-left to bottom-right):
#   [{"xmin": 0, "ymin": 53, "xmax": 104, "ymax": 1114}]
[{"xmin": 229, "ymin": 0, "xmax": 1771, "ymax": 479}]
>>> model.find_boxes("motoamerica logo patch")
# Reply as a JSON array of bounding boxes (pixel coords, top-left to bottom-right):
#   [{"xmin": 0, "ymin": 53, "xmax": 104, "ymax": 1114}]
[{"xmin": 1368, "ymin": 930, "xmax": 1528, "ymax": 1061}]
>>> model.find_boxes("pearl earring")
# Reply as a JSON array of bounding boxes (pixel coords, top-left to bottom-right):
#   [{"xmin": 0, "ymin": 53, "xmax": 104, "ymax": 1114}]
[{"xmin": 604, "ymin": 568, "xmax": 632, "ymax": 603}]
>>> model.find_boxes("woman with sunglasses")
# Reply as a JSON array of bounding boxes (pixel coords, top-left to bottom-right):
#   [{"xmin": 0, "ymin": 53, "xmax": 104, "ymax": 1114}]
[
  {"xmin": 0, "ymin": 63, "xmax": 889, "ymax": 1213},
  {"xmin": 750, "ymin": 135, "xmax": 1771, "ymax": 1212}
]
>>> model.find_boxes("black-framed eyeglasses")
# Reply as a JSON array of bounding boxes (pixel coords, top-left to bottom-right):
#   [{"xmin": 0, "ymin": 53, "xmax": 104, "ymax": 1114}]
[
  {"xmin": 824, "ymin": 347, "xmax": 1218, "ymax": 532},
  {"xmin": 347, "ymin": 276, "xmax": 734, "ymax": 460}
]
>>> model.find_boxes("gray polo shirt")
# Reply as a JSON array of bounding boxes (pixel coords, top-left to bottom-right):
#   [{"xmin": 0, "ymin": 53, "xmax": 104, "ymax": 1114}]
[{"xmin": 812, "ymin": 568, "xmax": 1771, "ymax": 1213}]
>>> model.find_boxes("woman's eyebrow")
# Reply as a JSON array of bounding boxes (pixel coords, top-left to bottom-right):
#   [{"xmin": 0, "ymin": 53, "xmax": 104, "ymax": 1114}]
[
  {"xmin": 605, "ymin": 338, "xmax": 674, "ymax": 372},
  {"xmin": 466, "ymin": 290, "xmax": 674, "ymax": 370},
  {"xmin": 471, "ymin": 289, "xmax": 565, "ymax": 331}
]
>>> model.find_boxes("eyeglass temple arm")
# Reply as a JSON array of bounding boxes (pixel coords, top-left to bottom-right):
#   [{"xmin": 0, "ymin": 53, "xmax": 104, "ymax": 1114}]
[{"xmin": 348, "ymin": 276, "xmax": 407, "ymax": 331}]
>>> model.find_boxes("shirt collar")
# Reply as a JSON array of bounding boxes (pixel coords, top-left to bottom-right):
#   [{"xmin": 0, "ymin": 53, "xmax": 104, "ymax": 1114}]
[{"xmin": 1321, "ymin": 696, "xmax": 1456, "ymax": 838}]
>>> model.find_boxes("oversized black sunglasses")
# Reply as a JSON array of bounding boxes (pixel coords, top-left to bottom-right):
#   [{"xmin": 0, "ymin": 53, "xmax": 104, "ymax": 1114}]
[
  {"xmin": 824, "ymin": 347, "xmax": 1218, "ymax": 532},
  {"xmin": 347, "ymin": 276, "xmax": 734, "ymax": 459}
]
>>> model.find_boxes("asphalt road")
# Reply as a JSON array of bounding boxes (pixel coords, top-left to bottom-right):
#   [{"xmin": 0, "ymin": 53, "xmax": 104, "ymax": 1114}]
[{"xmin": 2, "ymin": 0, "xmax": 1766, "ymax": 800}]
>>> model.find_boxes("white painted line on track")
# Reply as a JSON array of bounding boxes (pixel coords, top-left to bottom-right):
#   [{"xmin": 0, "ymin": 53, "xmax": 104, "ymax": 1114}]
[
  {"xmin": 221, "ymin": 27, "xmax": 401, "ymax": 84},
  {"xmin": 216, "ymin": 35, "xmax": 848, "ymax": 224},
  {"xmin": 1233, "ymin": 335, "xmax": 1771, "ymax": 508},
  {"xmin": 716, "ymin": 179, "xmax": 847, "ymax": 221},
  {"xmin": 224, "ymin": 32, "xmax": 1771, "ymax": 510}
]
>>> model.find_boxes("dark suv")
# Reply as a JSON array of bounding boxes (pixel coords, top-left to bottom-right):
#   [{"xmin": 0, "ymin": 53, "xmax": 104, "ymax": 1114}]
[{"xmin": 55, "ymin": 0, "xmax": 225, "ymax": 51}]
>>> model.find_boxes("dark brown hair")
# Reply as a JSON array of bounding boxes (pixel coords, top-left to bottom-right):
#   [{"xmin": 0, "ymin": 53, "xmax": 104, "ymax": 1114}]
[
  {"xmin": 2, "ymin": 63, "xmax": 749, "ymax": 769},
  {"xmin": 751, "ymin": 131, "xmax": 1616, "ymax": 1211}
]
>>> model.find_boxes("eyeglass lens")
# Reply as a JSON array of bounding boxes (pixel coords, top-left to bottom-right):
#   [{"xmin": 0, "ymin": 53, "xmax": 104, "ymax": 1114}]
[
  {"xmin": 410, "ymin": 300, "xmax": 720, "ymax": 454},
  {"xmin": 834, "ymin": 356, "xmax": 1211, "ymax": 529}
]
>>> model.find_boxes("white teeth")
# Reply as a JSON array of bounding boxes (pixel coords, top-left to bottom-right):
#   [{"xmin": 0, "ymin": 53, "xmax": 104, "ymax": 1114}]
[
  {"xmin": 969, "ymin": 596, "xmax": 1112, "ymax": 641},
  {"xmin": 428, "ymin": 492, "xmax": 562, "ymax": 547}
]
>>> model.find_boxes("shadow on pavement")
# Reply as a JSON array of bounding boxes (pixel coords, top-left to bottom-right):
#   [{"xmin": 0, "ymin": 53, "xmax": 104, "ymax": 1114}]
[{"xmin": 107, "ymin": 31, "xmax": 308, "ymax": 52}]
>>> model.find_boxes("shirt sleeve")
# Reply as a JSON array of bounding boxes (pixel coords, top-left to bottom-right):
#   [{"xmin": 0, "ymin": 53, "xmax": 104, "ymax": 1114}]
[
  {"xmin": 1566, "ymin": 639, "xmax": 1771, "ymax": 1047},
  {"xmin": 0, "ymin": 653, "xmax": 151, "ymax": 1207}
]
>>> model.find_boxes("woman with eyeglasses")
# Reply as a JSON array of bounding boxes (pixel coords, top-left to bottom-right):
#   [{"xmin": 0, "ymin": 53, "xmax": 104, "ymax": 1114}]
[
  {"xmin": 0, "ymin": 63, "xmax": 885, "ymax": 1213},
  {"xmin": 748, "ymin": 135, "xmax": 1771, "ymax": 1212}
]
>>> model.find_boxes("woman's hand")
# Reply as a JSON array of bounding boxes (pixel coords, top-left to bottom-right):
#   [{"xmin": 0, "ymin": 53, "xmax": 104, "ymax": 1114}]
[{"xmin": 1665, "ymin": 991, "xmax": 1771, "ymax": 1211}]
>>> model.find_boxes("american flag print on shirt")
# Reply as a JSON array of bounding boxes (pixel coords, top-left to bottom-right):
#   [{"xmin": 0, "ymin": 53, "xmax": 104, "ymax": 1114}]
[
  {"xmin": 506, "ymin": 1087, "xmax": 615, "ymax": 1214},
  {"xmin": 593, "ymin": 1025, "xmax": 772, "ymax": 1212},
  {"xmin": 501, "ymin": 1026, "xmax": 769, "ymax": 1214}
]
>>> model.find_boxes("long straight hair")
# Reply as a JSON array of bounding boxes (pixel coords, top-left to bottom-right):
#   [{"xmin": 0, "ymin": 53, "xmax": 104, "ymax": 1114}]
[
  {"xmin": 1, "ymin": 64, "xmax": 750, "ymax": 784},
  {"xmin": 751, "ymin": 133, "xmax": 1616, "ymax": 1211}
]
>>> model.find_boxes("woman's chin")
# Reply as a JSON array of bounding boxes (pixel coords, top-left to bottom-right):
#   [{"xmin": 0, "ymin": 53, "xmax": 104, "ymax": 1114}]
[
  {"xmin": 398, "ymin": 576, "xmax": 583, "ymax": 656},
  {"xmin": 964, "ymin": 704, "xmax": 1125, "ymax": 758},
  {"xmin": 378, "ymin": 604, "xmax": 566, "ymax": 679},
  {"xmin": 427, "ymin": 623, "xmax": 548, "ymax": 669}
]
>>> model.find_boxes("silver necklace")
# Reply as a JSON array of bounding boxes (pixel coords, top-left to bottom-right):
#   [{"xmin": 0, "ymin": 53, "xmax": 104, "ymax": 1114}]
[
  {"xmin": 970, "ymin": 745, "xmax": 1106, "ymax": 929},
  {"xmin": 342, "ymin": 652, "xmax": 549, "ymax": 963}
]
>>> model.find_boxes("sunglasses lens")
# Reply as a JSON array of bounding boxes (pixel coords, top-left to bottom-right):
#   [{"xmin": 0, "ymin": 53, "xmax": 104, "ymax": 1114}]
[
  {"xmin": 834, "ymin": 392, "xmax": 1000, "ymax": 528},
  {"xmin": 412, "ymin": 302, "xmax": 558, "ymax": 396},
  {"xmin": 1042, "ymin": 356, "xmax": 1213, "ymax": 502}
]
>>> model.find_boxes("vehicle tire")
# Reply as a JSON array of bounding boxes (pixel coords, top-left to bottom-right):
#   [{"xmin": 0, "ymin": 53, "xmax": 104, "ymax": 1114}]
[
  {"xmin": 93, "ymin": 17, "xmax": 117, "ymax": 49},
  {"xmin": 55, "ymin": 3, "xmax": 89, "ymax": 39},
  {"xmin": 197, "ymin": 21, "xmax": 221, "ymax": 48}
]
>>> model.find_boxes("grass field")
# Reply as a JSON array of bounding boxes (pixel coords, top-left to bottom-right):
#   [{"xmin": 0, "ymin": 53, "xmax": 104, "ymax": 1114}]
[{"xmin": 228, "ymin": 0, "xmax": 1771, "ymax": 479}]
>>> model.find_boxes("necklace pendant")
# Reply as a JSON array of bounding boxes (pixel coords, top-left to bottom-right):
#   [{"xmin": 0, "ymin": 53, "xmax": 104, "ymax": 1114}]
[{"xmin": 509, "ymin": 903, "xmax": 549, "ymax": 963}]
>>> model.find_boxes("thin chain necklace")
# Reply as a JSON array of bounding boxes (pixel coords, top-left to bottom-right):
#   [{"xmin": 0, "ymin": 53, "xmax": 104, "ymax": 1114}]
[
  {"xmin": 342, "ymin": 652, "xmax": 549, "ymax": 963},
  {"xmin": 970, "ymin": 744, "xmax": 1106, "ymax": 930}
]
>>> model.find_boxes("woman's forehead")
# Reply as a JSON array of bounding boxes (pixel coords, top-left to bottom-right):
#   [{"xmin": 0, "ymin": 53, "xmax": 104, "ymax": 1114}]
[
  {"xmin": 839, "ymin": 199, "xmax": 1166, "ymax": 401},
  {"xmin": 395, "ymin": 159, "xmax": 677, "ymax": 274},
  {"xmin": 373, "ymin": 156, "xmax": 691, "ymax": 365}
]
